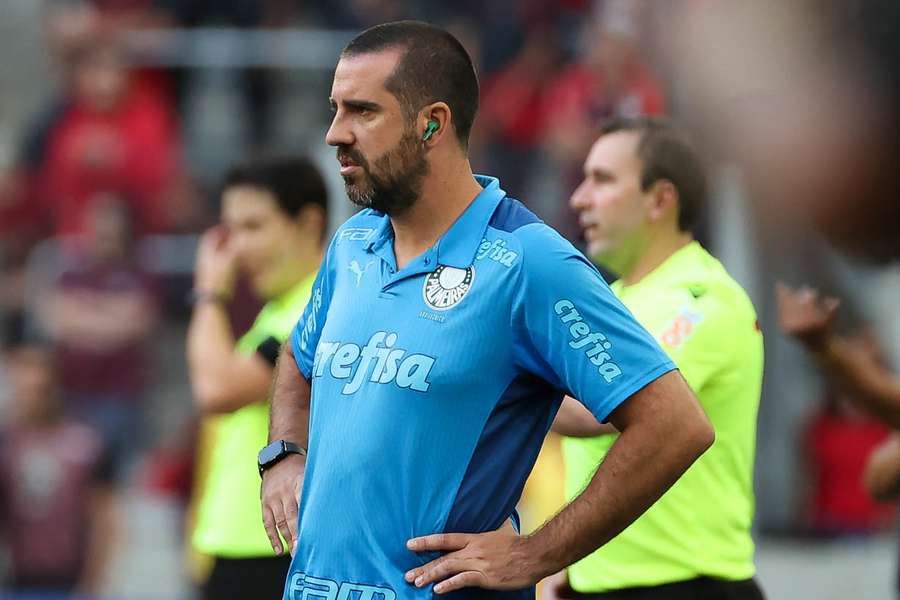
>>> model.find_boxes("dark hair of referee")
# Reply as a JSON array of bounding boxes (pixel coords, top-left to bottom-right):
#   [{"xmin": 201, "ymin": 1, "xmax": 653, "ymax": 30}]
[{"xmin": 599, "ymin": 116, "xmax": 707, "ymax": 233}]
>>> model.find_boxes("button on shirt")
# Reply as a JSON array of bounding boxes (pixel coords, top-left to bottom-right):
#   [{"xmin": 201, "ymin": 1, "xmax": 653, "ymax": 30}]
[{"xmin": 286, "ymin": 176, "xmax": 676, "ymax": 600}]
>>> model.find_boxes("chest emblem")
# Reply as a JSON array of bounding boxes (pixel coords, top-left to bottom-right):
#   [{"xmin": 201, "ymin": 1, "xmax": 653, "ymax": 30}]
[{"xmin": 423, "ymin": 265, "xmax": 474, "ymax": 310}]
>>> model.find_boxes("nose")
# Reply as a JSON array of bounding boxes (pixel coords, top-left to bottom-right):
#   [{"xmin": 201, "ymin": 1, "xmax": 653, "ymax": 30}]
[
  {"xmin": 570, "ymin": 181, "xmax": 589, "ymax": 211},
  {"xmin": 325, "ymin": 112, "xmax": 353, "ymax": 147}
]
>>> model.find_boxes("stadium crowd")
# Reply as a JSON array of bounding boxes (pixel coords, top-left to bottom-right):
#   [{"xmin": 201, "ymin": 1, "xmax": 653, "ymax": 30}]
[{"xmin": 1, "ymin": 1, "xmax": 899, "ymax": 598}]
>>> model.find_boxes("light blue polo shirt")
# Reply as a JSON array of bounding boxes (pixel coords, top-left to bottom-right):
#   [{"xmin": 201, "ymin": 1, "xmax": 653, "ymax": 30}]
[{"xmin": 285, "ymin": 176, "xmax": 676, "ymax": 600}]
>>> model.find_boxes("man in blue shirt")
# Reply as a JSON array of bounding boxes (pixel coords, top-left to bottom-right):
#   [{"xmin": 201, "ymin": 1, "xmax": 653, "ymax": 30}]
[{"xmin": 259, "ymin": 21, "xmax": 714, "ymax": 600}]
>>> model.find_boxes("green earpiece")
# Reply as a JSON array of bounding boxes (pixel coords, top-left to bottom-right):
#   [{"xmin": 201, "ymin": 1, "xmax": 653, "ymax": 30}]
[{"xmin": 422, "ymin": 120, "xmax": 439, "ymax": 141}]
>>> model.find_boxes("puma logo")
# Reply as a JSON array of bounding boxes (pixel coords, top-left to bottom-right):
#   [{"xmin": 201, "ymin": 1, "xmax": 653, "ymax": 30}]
[{"xmin": 349, "ymin": 260, "xmax": 375, "ymax": 287}]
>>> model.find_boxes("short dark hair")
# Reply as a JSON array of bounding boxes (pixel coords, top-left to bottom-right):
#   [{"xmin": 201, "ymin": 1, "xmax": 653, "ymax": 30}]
[
  {"xmin": 341, "ymin": 20, "xmax": 479, "ymax": 147},
  {"xmin": 599, "ymin": 116, "xmax": 708, "ymax": 232},
  {"xmin": 224, "ymin": 156, "xmax": 328, "ymax": 226}
]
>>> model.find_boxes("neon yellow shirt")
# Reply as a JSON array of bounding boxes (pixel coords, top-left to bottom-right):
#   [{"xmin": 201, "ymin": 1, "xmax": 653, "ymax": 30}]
[
  {"xmin": 563, "ymin": 242, "xmax": 763, "ymax": 590},
  {"xmin": 192, "ymin": 273, "xmax": 315, "ymax": 557}
]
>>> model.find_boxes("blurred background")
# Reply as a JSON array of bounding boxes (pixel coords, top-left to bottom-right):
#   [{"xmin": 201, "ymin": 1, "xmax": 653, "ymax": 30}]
[{"xmin": 1, "ymin": 0, "xmax": 900, "ymax": 598}]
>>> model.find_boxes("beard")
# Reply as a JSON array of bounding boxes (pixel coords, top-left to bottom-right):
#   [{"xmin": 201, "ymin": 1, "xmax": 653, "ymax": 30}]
[{"xmin": 337, "ymin": 126, "xmax": 429, "ymax": 216}]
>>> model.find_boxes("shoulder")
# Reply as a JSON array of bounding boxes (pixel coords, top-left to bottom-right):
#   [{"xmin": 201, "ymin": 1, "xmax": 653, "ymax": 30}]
[
  {"xmin": 661, "ymin": 250, "xmax": 759, "ymax": 349},
  {"xmin": 323, "ymin": 209, "xmax": 385, "ymax": 257},
  {"xmin": 487, "ymin": 198, "xmax": 576, "ymax": 255},
  {"xmin": 329, "ymin": 209, "xmax": 384, "ymax": 246},
  {"xmin": 684, "ymin": 250, "xmax": 757, "ymax": 323},
  {"xmin": 483, "ymin": 199, "xmax": 606, "ymax": 300}
]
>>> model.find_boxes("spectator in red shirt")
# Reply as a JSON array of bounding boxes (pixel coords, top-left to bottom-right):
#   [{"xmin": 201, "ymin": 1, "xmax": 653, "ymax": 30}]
[
  {"xmin": 0, "ymin": 344, "xmax": 117, "ymax": 597},
  {"xmin": 35, "ymin": 33, "xmax": 182, "ymax": 237},
  {"xmin": 804, "ymin": 328, "xmax": 896, "ymax": 535},
  {"xmin": 541, "ymin": 2, "xmax": 665, "ymax": 161},
  {"xmin": 477, "ymin": 27, "xmax": 562, "ymax": 199}
]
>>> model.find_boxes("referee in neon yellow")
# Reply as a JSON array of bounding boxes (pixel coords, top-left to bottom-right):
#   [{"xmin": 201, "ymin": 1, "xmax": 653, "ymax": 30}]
[
  {"xmin": 545, "ymin": 117, "xmax": 765, "ymax": 599},
  {"xmin": 186, "ymin": 157, "xmax": 327, "ymax": 600}
]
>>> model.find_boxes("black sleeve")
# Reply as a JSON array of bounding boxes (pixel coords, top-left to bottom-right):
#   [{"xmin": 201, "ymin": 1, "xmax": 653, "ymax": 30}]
[{"xmin": 256, "ymin": 336, "xmax": 282, "ymax": 368}]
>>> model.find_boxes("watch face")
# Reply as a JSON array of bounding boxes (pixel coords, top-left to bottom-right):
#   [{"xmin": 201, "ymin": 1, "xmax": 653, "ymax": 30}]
[{"xmin": 259, "ymin": 441, "xmax": 282, "ymax": 465}]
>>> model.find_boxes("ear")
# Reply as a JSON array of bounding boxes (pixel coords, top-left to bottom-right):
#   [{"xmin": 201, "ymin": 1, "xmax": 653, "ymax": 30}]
[
  {"xmin": 294, "ymin": 204, "xmax": 326, "ymax": 240},
  {"xmin": 419, "ymin": 102, "xmax": 451, "ymax": 147},
  {"xmin": 647, "ymin": 179, "xmax": 679, "ymax": 225}
]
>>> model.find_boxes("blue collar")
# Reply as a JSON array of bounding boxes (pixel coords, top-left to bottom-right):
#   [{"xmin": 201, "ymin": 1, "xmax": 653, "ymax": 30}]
[{"xmin": 366, "ymin": 175, "xmax": 507, "ymax": 269}]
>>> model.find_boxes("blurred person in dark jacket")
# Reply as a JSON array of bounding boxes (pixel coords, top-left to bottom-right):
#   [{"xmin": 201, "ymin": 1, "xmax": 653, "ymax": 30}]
[{"xmin": 0, "ymin": 344, "xmax": 117, "ymax": 597}]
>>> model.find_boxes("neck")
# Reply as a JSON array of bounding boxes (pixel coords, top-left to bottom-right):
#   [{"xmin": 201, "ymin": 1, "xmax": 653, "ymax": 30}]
[
  {"xmin": 390, "ymin": 155, "xmax": 483, "ymax": 269},
  {"xmin": 266, "ymin": 247, "xmax": 322, "ymax": 300},
  {"xmin": 621, "ymin": 229, "xmax": 693, "ymax": 286}
]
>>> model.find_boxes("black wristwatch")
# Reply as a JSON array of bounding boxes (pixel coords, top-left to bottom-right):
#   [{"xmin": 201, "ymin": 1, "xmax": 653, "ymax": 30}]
[{"xmin": 258, "ymin": 440, "xmax": 306, "ymax": 478}]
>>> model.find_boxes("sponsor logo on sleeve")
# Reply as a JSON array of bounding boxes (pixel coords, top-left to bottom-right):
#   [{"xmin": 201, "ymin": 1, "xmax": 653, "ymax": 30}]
[
  {"xmin": 554, "ymin": 299, "xmax": 622, "ymax": 383},
  {"xmin": 660, "ymin": 308, "xmax": 704, "ymax": 349},
  {"xmin": 299, "ymin": 286, "xmax": 323, "ymax": 353}
]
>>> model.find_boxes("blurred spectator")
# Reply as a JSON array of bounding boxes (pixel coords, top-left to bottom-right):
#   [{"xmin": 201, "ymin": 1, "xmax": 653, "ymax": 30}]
[
  {"xmin": 38, "ymin": 194, "xmax": 159, "ymax": 481},
  {"xmin": 541, "ymin": 1, "xmax": 665, "ymax": 167},
  {"xmin": 25, "ymin": 31, "xmax": 181, "ymax": 237},
  {"xmin": 153, "ymin": 0, "xmax": 303, "ymax": 148},
  {"xmin": 777, "ymin": 283, "xmax": 900, "ymax": 428},
  {"xmin": 0, "ymin": 345, "xmax": 117, "ymax": 597},
  {"xmin": 538, "ymin": 1, "xmax": 665, "ymax": 235},
  {"xmin": 804, "ymin": 330, "xmax": 895, "ymax": 535},
  {"xmin": 478, "ymin": 27, "xmax": 561, "ymax": 199}
]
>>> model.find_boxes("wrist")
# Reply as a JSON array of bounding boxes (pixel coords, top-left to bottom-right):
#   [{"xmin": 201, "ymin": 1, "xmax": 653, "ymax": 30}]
[
  {"xmin": 808, "ymin": 333, "xmax": 840, "ymax": 361},
  {"xmin": 518, "ymin": 534, "xmax": 558, "ymax": 584},
  {"xmin": 189, "ymin": 288, "xmax": 229, "ymax": 307}
]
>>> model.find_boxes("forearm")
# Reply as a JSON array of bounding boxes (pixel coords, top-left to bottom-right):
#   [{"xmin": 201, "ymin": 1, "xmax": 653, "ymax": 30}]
[
  {"xmin": 864, "ymin": 434, "xmax": 900, "ymax": 501},
  {"xmin": 552, "ymin": 396, "xmax": 617, "ymax": 438},
  {"xmin": 526, "ymin": 373, "xmax": 713, "ymax": 577},
  {"xmin": 186, "ymin": 301, "xmax": 240, "ymax": 407},
  {"xmin": 814, "ymin": 337, "xmax": 900, "ymax": 427},
  {"xmin": 79, "ymin": 487, "xmax": 118, "ymax": 594},
  {"xmin": 269, "ymin": 342, "xmax": 311, "ymax": 446}
]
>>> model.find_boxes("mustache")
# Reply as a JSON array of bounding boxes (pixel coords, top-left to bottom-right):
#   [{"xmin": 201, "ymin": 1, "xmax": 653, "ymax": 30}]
[{"xmin": 336, "ymin": 145, "xmax": 369, "ymax": 170}]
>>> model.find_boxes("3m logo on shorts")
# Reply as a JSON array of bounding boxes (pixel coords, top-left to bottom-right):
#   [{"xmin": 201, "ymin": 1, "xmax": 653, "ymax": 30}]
[
  {"xmin": 314, "ymin": 331, "xmax": 436, "ymax": 394},
  {"xmin": 286, "ymin": 573, "xmax": 395, "ymax": 600},
  {"xmin": 554, "ymin": 299, "xmax": 622, "ymax": 383}
]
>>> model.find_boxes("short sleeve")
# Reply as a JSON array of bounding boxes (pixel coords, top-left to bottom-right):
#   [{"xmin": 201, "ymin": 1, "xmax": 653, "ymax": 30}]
[
  {"xmin": 511, "ymin": 225, "xmax": 676, "ymax": 422},
  {"xmin": 290, "ymin": 235, "xmax": 336, "ymax": 380},
  {"xmin": 658, "ymin": 293, "xmax": 759, "ymax": 396}
]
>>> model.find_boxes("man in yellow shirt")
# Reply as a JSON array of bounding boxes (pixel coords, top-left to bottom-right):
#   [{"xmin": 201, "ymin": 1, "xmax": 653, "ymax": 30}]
[
  {"xmin": 546, "ymin": 117, "xmax": 765, "ymax": 599},
  {"xmin": 186, "ymin": 157, "xmax": 327, "ymax": 600}
]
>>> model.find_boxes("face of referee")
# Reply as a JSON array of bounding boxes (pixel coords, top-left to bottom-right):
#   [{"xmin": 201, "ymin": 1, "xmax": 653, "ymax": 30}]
[
  {"xmin": 325, "ymin": 49, "xmax": 429, "ymax": 216},
  {"xmin": 222, "ymin": 185, "xmax": 313, "ymax": 299},
  {"xmin": 570, "ymin": 131, "xmax": 655, "ymax": 273}
]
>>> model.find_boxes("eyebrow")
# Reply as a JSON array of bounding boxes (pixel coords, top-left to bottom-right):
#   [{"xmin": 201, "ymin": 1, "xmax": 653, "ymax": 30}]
[
  {"xmin": 586, "ymin": 167, "xmax": 614, "ymax": 180},
  {"xmin": 329, "ymin": 97, "xmax": 382, "ymax": 112}
]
